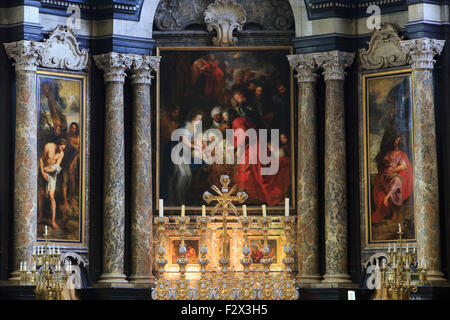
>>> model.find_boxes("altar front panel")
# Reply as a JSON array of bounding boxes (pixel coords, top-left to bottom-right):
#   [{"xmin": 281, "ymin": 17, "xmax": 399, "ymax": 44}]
[{"xmin": 155, "ymin": 219, "xmax": 294, "ymax": 279}]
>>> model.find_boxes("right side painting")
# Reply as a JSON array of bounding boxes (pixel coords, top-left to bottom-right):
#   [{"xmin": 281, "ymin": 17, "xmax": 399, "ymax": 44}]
[{"xmin": 363, "ymin": 69, "xmax": 415, "ymax": 244}]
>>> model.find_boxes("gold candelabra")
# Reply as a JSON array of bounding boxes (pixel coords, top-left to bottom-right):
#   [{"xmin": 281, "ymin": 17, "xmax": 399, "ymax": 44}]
[
  {"xmin": 152, "ymin": 216, "xmax": 170, "ymax": 300},
  {"xmin": 280, "ymin": 216, "xmax": 298, "ymax": 300},
  {"xmin": 20, "ymin": 226, "xmax": 72, "ymax": 300},
  {"xmin": 237, "ymin": 208, "xmax": 256, "ymax": 300},
  {"xmin": 195, "ymin": 211, "xmax": 212, "ymax": 300},
  {"xmin": 379, "ymin": 224, "xmax": 428, "ymax": 300},
  {"xmin": 174, "ymin": 207, "xmax": 191, "ymax": 300},
  {"xmin": 257, "ymin": 210, "xmax": 277, "ymax": 300}
]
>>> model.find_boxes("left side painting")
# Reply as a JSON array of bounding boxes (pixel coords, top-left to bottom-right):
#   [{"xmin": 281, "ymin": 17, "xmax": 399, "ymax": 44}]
[{"xmin": 36, "ymin": 71, "xmax": 86, "ymax": 244}]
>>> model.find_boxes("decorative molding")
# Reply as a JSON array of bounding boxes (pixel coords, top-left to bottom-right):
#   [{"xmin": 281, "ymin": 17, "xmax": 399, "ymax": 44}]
[
  {"xmin": 315, "ymin": 50, "xmax": 355, "ymax": 81},
  {"xmin": 204, "ymin": 0, "xmax": 247, "ymax": 46},
  {"xmin": 35, "ymin": 25, "xmax": 89, "ymax": 71},
  {"xmin": 359, "ymin": 23, "xmax": 410, "ymax": 71},
  {"xmin": 304, "ymin": 0, "xmax": 408, "ymax": 20},
  {"xmin": 39, "ymin": 0, "xmax": 144, "ymax": 21},
  {"xmin": 4, "ymin": 40, "xmax": 39, "ymax": 72},
  {"xmin": 154, "ymin": 0, "xmax": 294, "ymax": 32},
  {"xmin": 93, "ymin": 52, "xmax": 134, "ymax": 83},
  {"xmin": 287, "ymin": 54, "xmax": 319, "ymax": 83},
  {"xmin": 4, "ymin": 25, "xmax": 89, "ymax": 72},
  {"xmin": 130, "ymin": 55, "xmax": 162, "ymax": 85}
]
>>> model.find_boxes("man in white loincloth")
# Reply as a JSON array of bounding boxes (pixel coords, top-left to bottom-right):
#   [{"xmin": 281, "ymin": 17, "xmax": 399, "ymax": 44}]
[{"xmin": 38, "ymin": 138, "xmax": 66, "ymax": 230}]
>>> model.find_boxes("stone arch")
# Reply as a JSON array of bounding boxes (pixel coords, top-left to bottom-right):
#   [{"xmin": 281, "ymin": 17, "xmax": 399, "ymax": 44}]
[{"xmin": 136, "ymin": 0, "xmax": 306, "ymax": 38}]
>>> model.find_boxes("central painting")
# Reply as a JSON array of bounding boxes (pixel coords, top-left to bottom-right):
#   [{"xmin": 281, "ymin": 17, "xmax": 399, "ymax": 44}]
[{"xmin": 156, "ymin": 47, "xmax": 294, "ymax": 210}]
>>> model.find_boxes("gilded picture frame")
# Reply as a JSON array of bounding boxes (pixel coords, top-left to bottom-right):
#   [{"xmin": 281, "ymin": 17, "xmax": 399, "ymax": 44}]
[
  {"xmin": 247, "ymin": 236, "xmax": 280, "ymax": 267},
  {"xmin": 36, "ymin": 70, "xmax": 88, "ymax": 249},
  {"xmin": 360, "ymin": 67, "xmax": 417, "ymax": 250},
  {"xmin": 155, "ymin": 46, "xmax": 295, "ymax": 213}
]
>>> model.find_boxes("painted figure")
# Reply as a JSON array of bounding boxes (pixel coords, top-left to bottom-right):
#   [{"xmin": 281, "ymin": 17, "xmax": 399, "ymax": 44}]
[
  {"xmin": 372, "ymin": 132, "xmax": 413, "ymax": 223},
  {"xmin": 38, "ymin": 139, "xmax": 67, "ymax": 230}
]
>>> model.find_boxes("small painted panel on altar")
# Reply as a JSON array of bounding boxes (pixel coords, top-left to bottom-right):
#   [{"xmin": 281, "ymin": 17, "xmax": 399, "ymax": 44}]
[
  {"xmin": 170, "ymin": 238, "xmax": 200, "ymax": 265},
  {"xmin": 248, "ymin": 237, "xmax": 279, "ymax": 265},
  {"xmin": 362, "ymin": 68, "xmax": 416, "ymax": 245}
]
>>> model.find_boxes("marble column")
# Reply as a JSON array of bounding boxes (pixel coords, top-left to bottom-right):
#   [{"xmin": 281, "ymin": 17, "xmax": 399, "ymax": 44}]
[
  {"xmin": 4, "ymin": 41, "xmax": 39, "ymax": 282},
  {"xmin": 400, "ymin": 38, "xmax": 446, "ymax": 283},
  {"xmin": 287, "ymin": 54, "xmax": 321, "ymax": 284},
  {"xmin": 315, "ymin": 50, "xmax": 354, "ymax": 285},
  {"xmin": 128, "ymin": 55, "xmax": 161, "ymax": 286},
  {"xmin": 94, "ymin": 52, "xmax": 132, "ymax": 286}
]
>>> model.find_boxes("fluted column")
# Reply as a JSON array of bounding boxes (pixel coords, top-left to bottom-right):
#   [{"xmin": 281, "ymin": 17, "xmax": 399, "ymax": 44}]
[
  {"xmin": 287, "ymin": 54, "xmax": 321, "ymax": 284},
  {"xmin": 4, "ymin": 41, "xmax": 39, "ymax": 282},
  {"xmin": 400, "ymin": 38, "xmax": 446, "ymax": 283},
  {"xmin": 94, "ymin": 52, "xmax": 132, "ymax": 286},
  {"xmin": 316, "ymin": 50, "xmax": 354, "ymax": 285},
  {"xmin": 128, "ymin": 55, "xmax": 161, "ymax": 286}
]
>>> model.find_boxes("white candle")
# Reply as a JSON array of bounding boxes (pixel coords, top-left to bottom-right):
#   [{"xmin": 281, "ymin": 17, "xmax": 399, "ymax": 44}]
[
  {"xmin": 394, "ymin": 242, "xmax": 396, "ymax": 252},
  {"xmin": 159, "ymin": 199, "xmax": 164, "ymax": 218},
  {"xmin": 413, "ymin": 247, "xmax": 415, "ymax": 254},
  {"xmin": 406, "ymin": 244, "xmax": 409, "ymax": 252},
  {"xmin": 202, "ymin": 205, "xmax": 206, "ymax": 217},
  {"xmin": 33, "ymin": 261, "xmax": 36, "ymax": 271},
  {"xmin": 243, "ymin": 205, "xmax": 247, "ymax": 217},
  {"xmin": 181, "ymin": 205, "xmax": 185, "ymax": 217},
  {"xmin": 262, "ymin": 205, "xmax": 266, "ymax": 217},
  {"xmin": 58, "ymin": 247, "xmax": 60, "ymax": 255},
  {"xmin": 388, "ymin": 243, "xmax": 391, "ymax": 252},
  {"xmin": 398, "ymin": 223, "xmax": 402, "ymax": 233},
  {"xmin": 33, "ymin": 246, "xmax": 36, "ymax": 255},
  {"xmin": 20, "ymin": 261, "xmax": 23, "ymax": 272},
  {"xmin": 45, "ymin": 225, "xmax": 48, "ymax": 235},
  {"xmin": 285, "ymin": 198, "xmax": 289, "ymax": 217}
]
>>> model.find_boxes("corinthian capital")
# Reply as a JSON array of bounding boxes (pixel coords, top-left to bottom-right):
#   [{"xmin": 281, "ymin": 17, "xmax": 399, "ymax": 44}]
[
  {"xmin": 400, "ymin": 38, "xmax": 446, "ymax": 71},
  {"xmin": 4, "ymin": 40, "xmax": 39, "ymax": 72},
  {"xmin": 287, "ymin": 53, "xmax": 319, "ymax": 83},
  {"xmin": 130, "ymin": 55, "xmax": 162, "ymax": 85},
  {"xmin": 315, "ymin": 50, "xmax": 355, "ymax": 81},
  {"xmin": 94, "ymin": 52, "xmax": 134, "ymax": 83}
]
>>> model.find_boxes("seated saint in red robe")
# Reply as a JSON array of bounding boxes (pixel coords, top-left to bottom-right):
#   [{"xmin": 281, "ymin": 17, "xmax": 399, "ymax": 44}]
[
  {"xmin": 371, "ymin": 136, "xmax": 413, "ymax": 223},
  {"xmin": 232, "ymin": 116, "xmax": 291, "ymax": 206}
]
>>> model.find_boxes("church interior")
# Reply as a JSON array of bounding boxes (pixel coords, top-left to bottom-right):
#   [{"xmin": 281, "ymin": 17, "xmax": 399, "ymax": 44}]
[{"xmin": 0, "ymin": 0, "xmax": 450, "ymax": 301}]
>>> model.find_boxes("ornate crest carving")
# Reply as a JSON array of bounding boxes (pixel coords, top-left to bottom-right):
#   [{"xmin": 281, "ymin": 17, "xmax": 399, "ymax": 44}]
[
  {"xmin": 204, "ymin": 0, "xmax": 247, "ymax": 46},
  {"xmin": 359, "ymin": 23, "xmax": 409, "ymax": 70},
  {"xmin": 154, "ymin": 0, "xmax": 294, "ymax": 32},
  {"xmin": 36, "ymin": 25, "xmax": 89, "ymax": 71}
]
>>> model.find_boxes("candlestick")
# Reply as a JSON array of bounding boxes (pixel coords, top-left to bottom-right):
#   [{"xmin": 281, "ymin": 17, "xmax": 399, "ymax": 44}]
[
  {"xmin": 285, "ymin": 198, "xmax": 289, "ymax": 216},
  {"xmin": 202, "ymin": 205, "xmax": 206, "ymax": 217},
  {"xmin": 159, "ymin": 199, "xmax": 164, "ymax": 217},
  {"xmin": 243, "ymin": 205, "xmax": 247, "ymax": 217},
  {"xmin": 181, "ymin": 205, "xmax": 185, "ymax": 217},
  {"xmin": 262, "ymin": 204, "xmax": 266, "ymax": 217}
]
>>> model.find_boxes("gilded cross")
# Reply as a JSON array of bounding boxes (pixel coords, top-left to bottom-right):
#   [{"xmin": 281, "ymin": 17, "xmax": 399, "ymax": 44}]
[{"xmin": 202, "ymin": 175, "xmax": 247, "ymax": 275}]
